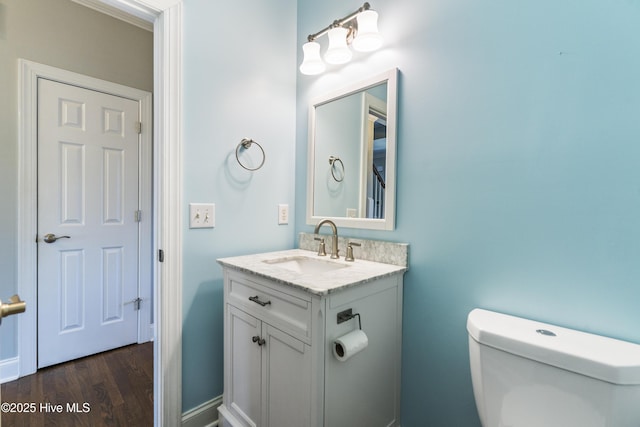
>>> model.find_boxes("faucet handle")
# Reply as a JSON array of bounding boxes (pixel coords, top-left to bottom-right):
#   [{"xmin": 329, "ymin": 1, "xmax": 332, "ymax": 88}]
[
  {"xmin": 314, "ymin": 237, "xmax": 327, "ymax": 256},
  {"xmin": 345, "ymin": 241, "xmax": 361, "ymax": 262}
]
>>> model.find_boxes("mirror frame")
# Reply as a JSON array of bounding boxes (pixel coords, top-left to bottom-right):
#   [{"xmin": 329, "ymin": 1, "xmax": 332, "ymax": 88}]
[{"xmin": 306, "ymin": 68, "xmax": 398, "ymax": 230}]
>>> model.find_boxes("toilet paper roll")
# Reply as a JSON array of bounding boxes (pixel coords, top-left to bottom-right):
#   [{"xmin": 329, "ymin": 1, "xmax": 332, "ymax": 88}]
[{"xmin": 333, "ymin": 329, "xmax": 368, "ymax": 362}]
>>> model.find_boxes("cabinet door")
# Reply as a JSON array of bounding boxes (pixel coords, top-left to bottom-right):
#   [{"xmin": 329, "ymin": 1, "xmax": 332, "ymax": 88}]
[
  {"xmin": 262, "ymin": 324, "xmax": 312, "ymax": 427},
  {"xmin": 227, "ymin": 306, "xmax": 262, "ymax": 426}
]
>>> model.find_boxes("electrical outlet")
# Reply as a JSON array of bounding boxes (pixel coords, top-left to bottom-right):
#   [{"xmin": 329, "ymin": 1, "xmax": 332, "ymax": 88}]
[
  {"xmin": 189, "ymin": 203, "xmax": 215, "ymax": 228},
  {"xmin": 278, "ymin": 204, "xmax": 289, "ymax": 225}
]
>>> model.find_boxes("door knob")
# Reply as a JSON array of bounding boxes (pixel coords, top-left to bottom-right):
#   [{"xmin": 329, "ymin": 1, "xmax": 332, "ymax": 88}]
[
  {"xmin": 43, "ymin": 233, "xmax": 71, "ymax": 243},
  {"xmin": 0, "ymin": 295, "xmax": 26, "ymax": 319}
]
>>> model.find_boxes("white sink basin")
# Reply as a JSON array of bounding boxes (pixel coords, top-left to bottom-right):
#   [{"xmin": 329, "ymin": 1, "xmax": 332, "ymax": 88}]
[{"xmin": 263, "ymin": 256, "xmax": 349, "ymax": 275}]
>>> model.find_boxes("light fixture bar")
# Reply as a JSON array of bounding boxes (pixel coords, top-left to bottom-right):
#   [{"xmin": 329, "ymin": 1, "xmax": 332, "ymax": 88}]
[{"xmin": 306, "ymin": 2, "xmax": 371, "ymax": 42}]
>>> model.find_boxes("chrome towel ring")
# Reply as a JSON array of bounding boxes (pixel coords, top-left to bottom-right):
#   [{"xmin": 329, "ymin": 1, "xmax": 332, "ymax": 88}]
[
  {"xmin": 329, "ymin": 156, "xmax": 345, "ymax": 182},
  {"xmin": 235, "ymin": 138, "xmax": 265, "ymax": 171}
]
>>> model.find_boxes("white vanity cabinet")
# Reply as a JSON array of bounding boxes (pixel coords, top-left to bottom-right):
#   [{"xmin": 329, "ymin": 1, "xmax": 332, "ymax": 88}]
[
  {"xmin": 218, "ymin": 249, "xmax": 405, "ymax": 427},
  {"xmin": 220, "ymin": 270, "xmax": 313, "ymax": 427}
]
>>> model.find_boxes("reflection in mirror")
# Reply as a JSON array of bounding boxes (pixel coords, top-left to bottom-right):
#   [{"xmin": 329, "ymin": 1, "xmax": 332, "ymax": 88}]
[
  {"xmin": 306, "ymin": 68, "xmax": 398, "ymax": 230},
  {"xmin": 312, "ymin": 84, "xmax": 387, "ymax": 219}
]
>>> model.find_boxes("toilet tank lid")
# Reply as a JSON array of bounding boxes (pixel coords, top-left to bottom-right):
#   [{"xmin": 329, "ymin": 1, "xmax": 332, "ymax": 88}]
[{"xmin": 467, "ymin": 308, "xmax": 640, "ymax": 385}]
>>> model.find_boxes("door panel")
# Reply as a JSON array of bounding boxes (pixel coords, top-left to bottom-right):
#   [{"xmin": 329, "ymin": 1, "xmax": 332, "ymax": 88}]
[
  {"xmin": 37, "ymin": 78, "xmax": 140, "ymax": 368},
  {"xmin": 59, "ymin": 249, "xmax": 84, "ymax": 331},
  {"xmin": 60, "ymin": 141, "xmax": 84, "ymax": 223},
  {"xmin": 263, "ymin": 325, "xmax": 311, "ymax": 427},
  {"xmin": 227, "ymin": 305, "xmax": 262, "ymax": 426}
]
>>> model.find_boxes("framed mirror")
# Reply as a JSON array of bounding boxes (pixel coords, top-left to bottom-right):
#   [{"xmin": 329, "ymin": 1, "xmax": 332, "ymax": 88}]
[{"xmin": 306, "ymin": 68, "xmax": 398, "ymax": 230}]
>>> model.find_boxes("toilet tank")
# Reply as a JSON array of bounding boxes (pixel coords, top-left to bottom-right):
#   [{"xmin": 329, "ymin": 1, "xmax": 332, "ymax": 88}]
[{"xmin": 467, "ymin": 309, "xmax": 640, "ymax": 427}]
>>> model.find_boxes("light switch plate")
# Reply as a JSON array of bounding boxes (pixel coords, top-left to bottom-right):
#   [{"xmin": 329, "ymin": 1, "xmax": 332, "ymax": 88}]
[{"xmin": 189, "ymin": 203, "xmax": 215, "ymax": 228}]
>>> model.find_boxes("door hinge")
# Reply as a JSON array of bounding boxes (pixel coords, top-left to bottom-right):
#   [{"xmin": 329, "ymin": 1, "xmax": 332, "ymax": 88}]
[
  {"xmin": 127, "ymin": 297, "xmax": 142, "ymax": 310},
  {"xmin": 136, "ymin": 121, "xmax": 142, "ymax": 134},
  {"xmin": 135, "ymin": 210, "xmax": 142, "ymax": 222},
  {"xmin": 158, "ymin": 249, "xmax": 164, "ymax": 262}
]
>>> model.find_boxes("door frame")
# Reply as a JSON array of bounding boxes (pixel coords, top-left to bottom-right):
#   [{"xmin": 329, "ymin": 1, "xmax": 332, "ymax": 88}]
[
  {"xmin": 17, "ymin": 1, "xmax": 183, "ymax": 426},
  {"xmin": 25, "ymin": 61, "xmax": 153, "ymax": 368}
]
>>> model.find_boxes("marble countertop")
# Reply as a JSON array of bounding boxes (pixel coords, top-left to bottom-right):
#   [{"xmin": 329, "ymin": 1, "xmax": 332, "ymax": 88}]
[{"xmin": 217, "ymin": 249, "xmax": 407, "ymax": 296}]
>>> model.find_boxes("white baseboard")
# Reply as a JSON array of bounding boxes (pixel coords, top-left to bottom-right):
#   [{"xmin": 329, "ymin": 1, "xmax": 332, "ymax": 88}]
[
  {"xmin": 182, "ymin": 395, "xmax": 222, "ymax": 427},
  {"xmin": 0, "ymin": 357, "xmax": 20, "ymax": 384}
]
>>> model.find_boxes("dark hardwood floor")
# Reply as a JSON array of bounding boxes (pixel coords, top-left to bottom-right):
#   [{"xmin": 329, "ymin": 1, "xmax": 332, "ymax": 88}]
[{"xmin": 1, "ymin": 342, "xmax": 153, "ymax": 427}]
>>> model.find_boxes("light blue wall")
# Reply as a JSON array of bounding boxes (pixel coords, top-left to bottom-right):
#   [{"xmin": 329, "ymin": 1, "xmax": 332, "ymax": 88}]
[
  {"xmin": 296, "ymin": 0, "xmax": 640, "ymax": 426},
  {"xmin": 313, "ymin": 94, "xmax": 362, "ymax": 217},
  {"xmin": 182, "ymin": 0, "xmax": 297, "ymax": 412}
]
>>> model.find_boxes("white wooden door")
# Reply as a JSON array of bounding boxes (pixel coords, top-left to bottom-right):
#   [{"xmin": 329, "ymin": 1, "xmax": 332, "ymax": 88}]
[{"xmin": 37, "ymin": 78, "xmax": 140, "ymax": 368}]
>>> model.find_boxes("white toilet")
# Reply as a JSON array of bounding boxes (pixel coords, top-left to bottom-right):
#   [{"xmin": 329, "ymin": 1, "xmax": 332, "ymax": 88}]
[{"xmin": 467, "ymin": 308, "xmax": 640, "ymax": 427}]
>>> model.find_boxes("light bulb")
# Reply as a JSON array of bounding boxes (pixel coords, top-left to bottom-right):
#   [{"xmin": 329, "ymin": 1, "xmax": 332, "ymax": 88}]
[
  {"xmin": 299, "ymin": 41, "xmax": 326, "ymax": 75},
  {"xmin": 352, "ymin": 10, "xmax": 382, "ymax": 52},
  {"xmin": 324, "ymin": 27, "xmax": 352, "ymax": 65}
]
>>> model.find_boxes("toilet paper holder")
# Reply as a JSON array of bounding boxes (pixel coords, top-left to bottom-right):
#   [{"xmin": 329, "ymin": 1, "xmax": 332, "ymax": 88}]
[{"xmin": 337, "ymin": 308, "xmax": 362, "ymax": 330}]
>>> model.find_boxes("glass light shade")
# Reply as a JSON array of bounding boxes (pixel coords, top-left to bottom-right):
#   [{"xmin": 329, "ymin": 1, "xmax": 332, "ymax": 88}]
[
  {"xmin": 324, "ymin": 27, "xmax": 352, "ymax": 64},
  {"xmin": 299, "ymin": 41, "xmax": 326, "ymax": 75},
  {"xmin": 352, "ymin": 10, "xmax": 382, "ymax": 52}
]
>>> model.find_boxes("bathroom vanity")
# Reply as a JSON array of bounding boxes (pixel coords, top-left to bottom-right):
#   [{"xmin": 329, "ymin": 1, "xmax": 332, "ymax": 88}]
[{"xmin": 217, "ymin": 245, "xmax": 407, "ymax": 427}]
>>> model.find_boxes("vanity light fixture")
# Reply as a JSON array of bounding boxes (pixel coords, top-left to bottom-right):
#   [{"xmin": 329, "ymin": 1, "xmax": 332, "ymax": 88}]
[{"xmin": 299, "ymin": 2, "xmax": 382, "ymax": 75}]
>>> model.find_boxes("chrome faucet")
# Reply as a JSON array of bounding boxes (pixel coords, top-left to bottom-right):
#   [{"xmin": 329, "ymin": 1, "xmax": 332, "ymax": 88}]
[{"xmin": 314, "ymin": 219, "xmax": 339, "ymax": 259}]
